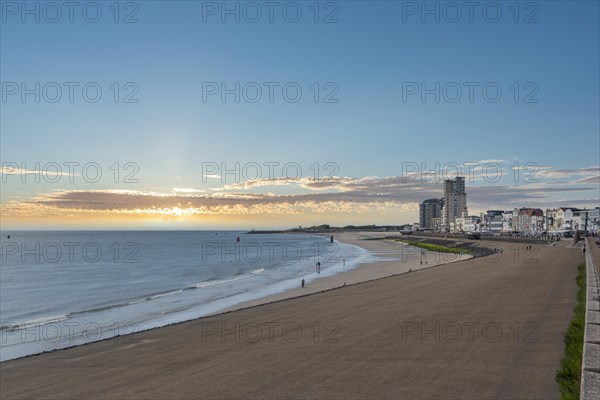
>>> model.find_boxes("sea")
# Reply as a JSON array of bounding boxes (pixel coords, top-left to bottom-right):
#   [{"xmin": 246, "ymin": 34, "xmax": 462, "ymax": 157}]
[{"xmin": 0, "ymin": 231, "xmax": 372, "ymax": 361}]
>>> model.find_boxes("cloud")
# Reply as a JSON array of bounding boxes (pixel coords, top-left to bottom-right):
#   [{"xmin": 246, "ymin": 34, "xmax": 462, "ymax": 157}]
[
  {"xmin": 172, "ymin": 187, "xmax": 206, "ymax": 193},
  {"xmin": 477, "ymin": 159, "xmax": 508, "ymax": 164},
  {"xmin": 2, "ymin": 164, "xmax": 598, "ymax": 219},
  {"xmin": 1, "ymin": 166, "xmax": 74, "ymax": 177},
  {"xmin": 536, "ymin": 166, "xmax": 600, "ymax": 179},
  {"xmin": 2, "ymin": 189, "xmax": 418, "ymax": 217}
]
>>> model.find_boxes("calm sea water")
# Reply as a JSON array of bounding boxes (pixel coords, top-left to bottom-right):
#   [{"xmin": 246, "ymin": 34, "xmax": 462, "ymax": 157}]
[{"xmin": 0, "ymin": 231, "xmax": 370, "ymax": 361}]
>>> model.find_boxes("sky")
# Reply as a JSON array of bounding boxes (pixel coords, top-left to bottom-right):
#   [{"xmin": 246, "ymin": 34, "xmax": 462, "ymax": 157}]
[{"xmin": 1, "ymin": 0, "xmax": 599, "ymax": 230}]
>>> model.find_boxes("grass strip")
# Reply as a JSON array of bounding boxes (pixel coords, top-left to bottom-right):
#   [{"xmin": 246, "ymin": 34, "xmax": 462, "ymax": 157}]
[
  {"xmin": 555, "ymin": 263, "xmax": 586, "ymax": 400},
  {"xmin": 367, "ymin": 237, "xmax": 472, "ymax": 255},
  {"xmin": 397, "ymin": 240, "xmax": 471, "ymax": 254}
]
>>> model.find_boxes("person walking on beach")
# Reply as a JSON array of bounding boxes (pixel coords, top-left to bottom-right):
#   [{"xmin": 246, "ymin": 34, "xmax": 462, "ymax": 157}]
[
  {"xmin": 301, "ymin": 279, "xmax": 305, "ymax": 288},
  {"xmin": 343, "ymin": 258, "xmax": 345, "ymax": 267}
]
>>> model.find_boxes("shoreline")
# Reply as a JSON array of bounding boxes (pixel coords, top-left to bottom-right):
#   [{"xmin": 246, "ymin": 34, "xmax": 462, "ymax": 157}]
[
  {"xmin": 222, "ymin": 231, "xmax": 472, "ymax": 312},
  {"xmin": 0, "ymin": 231, "xmax": 471, "ymax": 363}
]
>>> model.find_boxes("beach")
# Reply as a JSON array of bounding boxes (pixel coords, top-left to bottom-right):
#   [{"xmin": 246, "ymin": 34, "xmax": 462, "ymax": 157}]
[
  {"xmin": 0, "ymin": 231, "xmax": 465, "ymax": 362},
  {"xmin": 224, "ymin": 232, "xmax": 472, "ymax": 311},
  {"xmin": 0, "ymin": 235, "xmax": 582, "ymax": 399}
]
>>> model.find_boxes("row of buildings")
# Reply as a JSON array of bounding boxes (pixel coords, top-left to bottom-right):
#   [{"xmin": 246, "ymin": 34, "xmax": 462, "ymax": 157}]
[
  {"xmin": 482, "ymin": 207, "xmax": 600, "ymax": 234},
  {"xmin": 419, "ymin": 177, "xmax": 600, "ymax": 234}
]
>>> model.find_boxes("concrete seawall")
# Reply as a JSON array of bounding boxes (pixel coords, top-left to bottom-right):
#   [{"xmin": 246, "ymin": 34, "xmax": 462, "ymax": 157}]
[{"xmin": 581, "ymin": 237, "xmax": 600, "ymax": 399}]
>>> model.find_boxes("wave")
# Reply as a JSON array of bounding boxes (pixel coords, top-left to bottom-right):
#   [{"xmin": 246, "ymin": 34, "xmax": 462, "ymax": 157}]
[
  {"xmin": 145, "ymin": 289, "xmax": 183, "ymax": 300},
  {"xmin": 191, "ymin": 274, "xmax": 253, "ymax": 289},
  {"xmin": 0, "ymin": 314, "xmax": 68, "ymax": 332},
  {"xmin": 1, "ymin": 273, "xmax": 265, "ymax": 333},
  {"xmin": 2, "ymin": 241, "xmax": 368, "ymax": 337},
  {"xmin": 1, "ymin": 285, "xmax": 208, "ymax": 332},
  {"xmin": 1, "ymin": 253, "xmax": 358, "ymax": 335}
]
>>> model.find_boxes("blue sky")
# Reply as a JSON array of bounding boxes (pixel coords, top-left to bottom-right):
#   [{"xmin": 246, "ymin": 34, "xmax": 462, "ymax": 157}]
[{"xmin": 1, "ymin": 1, "xmax": 599, "ymax": 229}]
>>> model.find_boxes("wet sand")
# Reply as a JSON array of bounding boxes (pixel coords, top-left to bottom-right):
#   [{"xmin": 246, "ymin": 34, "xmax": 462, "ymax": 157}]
[{"xmin": 0, "ymin": 236, "xmax": 582, "ymax": 399}]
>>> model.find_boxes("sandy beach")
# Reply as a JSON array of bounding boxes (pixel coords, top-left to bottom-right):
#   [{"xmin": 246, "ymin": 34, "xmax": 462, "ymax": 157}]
[
  {"xmin": 0, "ymin": 234, "xmax": 582, "ymax": 399},
  {"xmin": 224, "ymin": 232, "xmax": 472, "ymax": 311}
]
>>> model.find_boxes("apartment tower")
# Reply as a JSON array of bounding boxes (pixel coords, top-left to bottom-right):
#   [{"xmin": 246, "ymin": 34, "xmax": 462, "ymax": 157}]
[{"xmin": 443, "ymin": 176, "xmax": 467, "ymax": 230}]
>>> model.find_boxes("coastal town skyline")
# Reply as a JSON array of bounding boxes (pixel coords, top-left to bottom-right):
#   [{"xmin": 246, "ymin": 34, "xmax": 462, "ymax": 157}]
[{"xmin": 419, "ymin": 176, "xmax": 600, "ymax": 234}]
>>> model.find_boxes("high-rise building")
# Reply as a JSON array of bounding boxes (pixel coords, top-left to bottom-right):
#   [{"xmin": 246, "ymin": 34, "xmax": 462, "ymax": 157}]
[
  {"xmin": 443, "ymin": 177, "xmax": 467, "ymax": 230},
  {"xmin": 419, "ymin": 198, "xmax": 444, "ymax": 230}
]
